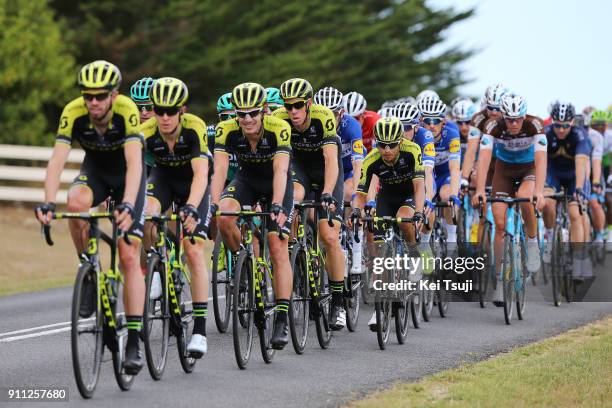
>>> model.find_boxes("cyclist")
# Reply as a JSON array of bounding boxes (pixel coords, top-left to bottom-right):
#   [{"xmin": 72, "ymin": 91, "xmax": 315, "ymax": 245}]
[
  {"xmin": 266, "ymin": 87, "xmax": 284, "ymax": 113},
  {"xmin": 418, "ymin": 96, "xmax": 461, "ymax": 245},
  {"xmin": 130, "ymin": 77, "xmax": 156, "ymax": 123},
  {"xmin": 452, "ymin": 99, "xmax": 481, "ymax": 185},
  {"xmin": 349, "ymin": 117, "xmax": 425, "ymax": 330},
  {"xmin": 473, "ymin": 92, "xmax": 547, "ymax": 306},
  {"xmin": 274, "ymin": 78, "xmax": 347, "ymax": 331},
  {"xmin": 211, "ymin": 82, "xmax": 294, "ymax": 349},
  {"xmin": 207, "ymin": 92, "xmax": 239, "ymax": 182},
  {"xmin": 343, "ymin": 91, "xmax": 380, "ymax": 153},
  {"xmin": 591, "ymin": 110, "xmax": 612, "ymax": 251},
  {"xmin": 377, "ymin": 106, "xmax": 395, "ymax": 118},
  {"xmin": 142, "ymin": 77, "xmax": 212, "ymax": 357},
  {"xmin": 314, "ymin": 86, "xmax": 365, "ymax": 274},
  {"xmin": 35, "ymin": 60, "xmax": 146, "ymax": 374}
]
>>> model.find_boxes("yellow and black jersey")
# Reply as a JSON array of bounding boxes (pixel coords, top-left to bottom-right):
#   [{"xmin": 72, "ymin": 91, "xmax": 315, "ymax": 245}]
[
  {"xmin": 214, "ymin": 115, "xmax": 291, "ymax": 179},
  {"xmin": 55, "ymin": 94, "xmax": 142, "ymax": 170},
  {"xmin": 142, "ymin": 113, "xmax": 209, "ymax": 179},
  {"xmin": 272, "ymin": 103, "xmax": 339, "ymax": 167},
  {"xmin": 357, "ymin": 139, "xmax": 424, "ymax": 194}
]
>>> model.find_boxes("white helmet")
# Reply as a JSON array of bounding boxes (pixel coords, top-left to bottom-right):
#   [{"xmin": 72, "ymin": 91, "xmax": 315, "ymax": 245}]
[
  {"xmin": 377, "ymin": 107, "xmax": 395, "ymax": 118},
  {"xmin": 314, "ymin": 86, "xmax": 344, "ymax": 111},
  {"xmin": 343, "ymin": 91, "xmax": 367, "ymax": 116},
  {"xmin": 381, "ymin": 100, "xmax": 396, "ymax": 109},
  {"xmin": 416, "ymin": 89, "xmax": 439, "ymax": 105},
  {"xmin": 451, "ymin": 100, "xmax": 477, "ymax": 122},
  {"xmin": 484, "ymin": 83, "xmax": 509, "ymax": 108},
  {"xmin": 418, "ymin": 96, "xmax": 446, "ymax": 118},
  {"xmin": 397, "ymin": 96, "xmax": 417, "ymax": 105},
  {"xmin": 394, "ymin": 103, "xmax": 420, "ymax": 124},
  {"xmin": 500, "ymin": 93, "xmax": 527, "ymax": 118}
]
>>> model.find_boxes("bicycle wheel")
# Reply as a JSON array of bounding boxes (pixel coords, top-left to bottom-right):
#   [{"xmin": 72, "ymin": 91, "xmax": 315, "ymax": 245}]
[
  {"xmin": 289, "ymin": 244, "xmax": 309, "ymax": 354},
  {"xmin": 422, "ymin": 273, "xmax": 434, "ymax": 322},
  {"xmin": 478, "ymin": 222, "xmax": 492, "ymax": 308},
  {"xmin": 436, "ymin": 267, "xmax": 450, "ymax": 317},
  {"xmin": 457, "ymin": 205, "xmax": 467, "ymax": 255},
  {"xmin": 395, "ymin": 300, "xmax": 410, "ymax": 344},
  {"xmin": 258, "ymin": 264, "xmax": 276, "ymax": 364},
  {"xmin": 375, "ymin": 298, "xmax": 391, "ymax": 350},
  {"xmin": 515, "ymin": 235, "xmax": 527, "ymax": 320},
  {"xmin": 143, "ymin": 253, "xmax": 170, "ymax": 380},
  {"xmin": 314, "ymin": 262, "xmax": 332, "ymax": 349},
  {"xmin": 212, "ymin": 233, "xmax": 231, "ymax": 333},
  {"xmin": 410, "ymin": 289, "xmax": 423, "ymax": 328},
  {"xmin": 345, "ymin": 274, "xmax": 361, "ymax": 332},
  {"xmin": 550, "ymin": 227, "xmax": 563, "ymax": 307},
  {"xmin": 501, "ymin": 235, "xmax": 514, "ymax": 325},
  {"xmin": 71, "ymin": 263, "xmax": 103, "ymax": 399},
  {"xmin": 111, "ymin": 279, "xmax": 135, "ymax": 391},
  {"xmin": 176, "ymin": 264, "xmax": 196, "ymax": 373},
  {"xmin": 232, "ymin": 251, "xmax": 254, "ymax": 369}
]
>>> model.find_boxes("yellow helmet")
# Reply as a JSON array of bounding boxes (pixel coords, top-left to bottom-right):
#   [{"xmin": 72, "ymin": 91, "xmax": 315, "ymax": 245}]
[
  {"xmin": 231, "ymin": 82, "xmax": 266, "ymax": 110},
  {"xmin": 374, "ymin": 117, "xmax": 403, "ymax": 144},
  {"xmin": 280, "ymin": 78, "xmax": 313, "ymax": 100},
  {"xmin": 78, "ymin": 60, "xmax": 121, "ymax": 90},
  {"xmin": 151, "ymin": 77, "xmax": 189, "ymax": 108}
]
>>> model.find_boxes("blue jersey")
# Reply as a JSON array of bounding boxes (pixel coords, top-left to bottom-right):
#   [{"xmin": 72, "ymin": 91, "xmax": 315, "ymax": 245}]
[
  {"xmin": 446, "ymin": 120, "xmax": 459, "ymax": 134},
  {"xmin": 412, "ymin": 127, "xmax": 436, "ymax": 167},
  {"xmin": 546, "ymin": 125, "xmax": 591, "ymax": 178},
  {"xmin": 339, "ymin": 114, "xmax": 364, "ymax": 179},
  {"xmin": 433, "ymin": 124, "xmax": 461, "ymax": 176},
  {"xmin": 480, "ymin": 115, "xmax": 547, "ymax": 164}
]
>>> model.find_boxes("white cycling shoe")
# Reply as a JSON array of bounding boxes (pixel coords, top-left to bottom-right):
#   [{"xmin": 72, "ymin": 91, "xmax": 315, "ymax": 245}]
[
  {"xmin": 368, "ymin": 312, "xmax": 377, "ymax": 332},
  {"xmin": 187, "ymin": 334, "xmax": 207, "ymax": 358},
  {"xmin": 526, "ymin": 242, "xmax": 541, "ymax": 274},
  {"xmin": 150, "ymin": 271, "xmax": 162, "ymax": 300}
]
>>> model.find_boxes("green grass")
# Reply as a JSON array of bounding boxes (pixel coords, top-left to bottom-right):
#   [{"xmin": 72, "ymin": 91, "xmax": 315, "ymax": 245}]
[{"xmin": 347, "ymin": 316, "xmax": 612, "ymax": 408}]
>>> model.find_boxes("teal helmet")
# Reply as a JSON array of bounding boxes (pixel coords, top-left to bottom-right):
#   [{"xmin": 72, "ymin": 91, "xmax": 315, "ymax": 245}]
[
  {"xmin": 266, "ymin": 87, "xmax": 283, "ymax": 106},
  {"xmin": 130, "ymin": 77, "xmax": 155, "ymax": 103},
  {"xmin": 216, "ymin": 92, "xmax": 234, "ymax": 113}
]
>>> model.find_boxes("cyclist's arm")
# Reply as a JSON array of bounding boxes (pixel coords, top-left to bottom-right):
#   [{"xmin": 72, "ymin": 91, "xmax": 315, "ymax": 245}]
[
  {"xmin": 424, "ymin": 167, "xmax": 434, "ymax": 202},
  {"xmin": 210, "ymin": 152, "xmax": 229, "ymax": 205},
  {"xmin": 122, "ymin": 140, "xmax": 143, "ymax": 206},
  {"xmin": 448, "ymin": 136, "xmax": 461, "ymax": 196},
  {"xmin": 412, "ymin": 177, "xmax": 425, "ymax": 214},
  {"xmin": 322, "ymin": 143, "xmax": 339, "ymax": 195},
  {"xmin": 366, "ymin": 174, "xmax": 379, "ymax": 202},
  {"xmin": 462, "ymin": 137, "xmax": 479, "ymax": 180},
  {"xmin": 475, "ymin": 134, "xmax": 493, "ymax": 194},
  {"xmin": 575, "ymin": 155, "xmax": 588, "ymax": 193},
  {"xmin": 187, "ymin": 158, "xmax": 208, "ymax": 208},
  {"xmin": 592, "ymin": 157, "xmax": 602, "ymax": 186},
  {"xmin": 44, "ymin": 142, "xmax": 71, "ymax": 203},
  {"xmin": 351, "ymin": 159, "xmax": 363, "ymax": 200},
  {"xmin": 272, "ymin": 153, "xmax": 290, "ymax": 206}
]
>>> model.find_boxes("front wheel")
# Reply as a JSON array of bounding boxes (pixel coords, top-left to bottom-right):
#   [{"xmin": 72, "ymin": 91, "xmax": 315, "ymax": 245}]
[
  {"xmin": 344, "ymin": 274, "xmax": 361, "ymax": 332},
  {"xmin": 375, "ymin": 298, "xmax": 391, "ymax": 350},
  {"xmin": 211, "ymin": 233, "xmax": 232, "ymax": 333},
  {"xmin": 501, "ymin": 235, "xmax": 514, "ymax": 325},
  {"xmin": 143, "ymin": 253, "xmax": 169, "ymax": 380},
  {"xmin": 313, "ymin": 264, "xmax": 332, "ymax": 350},
  {"xmin": 175, "ymin": 265, "xmax": 196, "ymax": 373},
  {"xmin": 111, "ymin": 283, "xmax": 135, "ymax": 391},
  {"xmin": 395, "ymin": 300, "xmax": 410, "ymax": 344},
  {"xmin": 289, "ymin": 244, "xmax": 309, "ymax": 354},
  {"xmin": 410, "ymin": 290, "xmax": 423, "ymax": 328},
  {"xmin": 232, "ymin": 251, "xmax": 254, "ymax": 369}
]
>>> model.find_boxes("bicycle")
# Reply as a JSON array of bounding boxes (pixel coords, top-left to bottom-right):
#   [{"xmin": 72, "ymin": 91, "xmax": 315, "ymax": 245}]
[
  {"xmin": 142, "ymin": 212, "xmax": 197, "ymax": 380},
  {"xmin": 211, "ymin": 231, "xmax": 233, "ymax": 333},
  {"xmin": 217, "ymin": 206, "xmax": 279, "ymax": 369},
  {"xmin": 476, "ymin": 188, "xmax": 496, "ymax": 308},
  {"xmin": 363, "ymin": 215, "xmax": 421, "ymax": 350},
  {"xmin": 289, "ymin": 200, "xmax": 333, "ymax": 353},
  {"xmin": 487, "ymin": 196, "xmax": 533, "ymax": 325},
  {"xmin": 41, "ymin": 212, "xmax": 135, "ymax": 399},
  {"xmin": 342, "ymin": 201, "xmax": 363, "ymax": 332}
]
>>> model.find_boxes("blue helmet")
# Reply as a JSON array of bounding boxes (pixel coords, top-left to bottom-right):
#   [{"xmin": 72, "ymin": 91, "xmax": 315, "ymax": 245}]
[
  {"xmin": 130, "ymin": 77, "xmax": 155, "ymax": 103},
  {"xmin": 452, "ymin": 100, "xmax": 477, "ymax": 121},
  {"xmin": 216, "ymin": 92, "xmax": 234, "ymax": 113},
  {"xmin": 266, "ymin": 87, "xmax": 284, "ymax": 106}
]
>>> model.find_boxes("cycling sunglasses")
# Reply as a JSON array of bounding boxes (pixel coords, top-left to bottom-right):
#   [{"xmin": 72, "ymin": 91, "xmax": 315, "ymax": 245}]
[
  {"xmin": 486, "ymin": 105, "xmax": 501, "ymax": 112},
  {"xmin": 553, "ymin": 122, "xmax": 571, "ymax": 129},
  {"xmin": 83, "ymin": 93, "xmax": 110, "ymax": 102},
  {"xmin": 153, "ymin": 106, "xmax": 180, "ymax": 116},
  {"xmin": 422, "ymin": 117, "xmax": 443, "ymax": 126},
  {"xmin": 402, "ymin": 122, "xmax": 415, "ymax": 131},
  {"xmin": 219, "ymin": 113, "xmax": 237, "ymax": 121},
  {"xmin": 377, "ymin": 141, "xmax": 400, "ymax": 149},
  {"xmin": 236, "ymin": 108, "xmax": 263, "ymax": 118},
  {"xmin": 284, "ymin": 100, "xmax": 307, "ymax": 111},
  {"xmin": 457, "ymin": 120, "xmax": 471, "ymax": 126},
  {"xmin": 137, "ymin": 104, "xmax": 154, "ymax": 112},
  {"xmin": 503, "ymin": 116, "xmax": 523, "ymax": 124}
]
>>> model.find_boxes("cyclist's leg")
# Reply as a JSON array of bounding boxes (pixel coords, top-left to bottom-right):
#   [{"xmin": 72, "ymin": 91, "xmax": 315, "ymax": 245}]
[
  {"xmin": 516, "ymin": 167, "xmax": 540, "ymax": 273},
  {"xmin": 217, "ymin": 177, "xmax": 251, "ymax": 252},
  {"xmin": 491, "ymin": 161, "xmax": 512, "ymax": 302},
  {"xmin": 143, "ymin": 168, "xmax": 172, "ymax": 251},
  {"xmin": 438, "ymin": 175, "xmax": 457, "ymax": 243},
  {"xmin": 397, "ymin": 200, "xmax": 416, "ymax": 243},
  {"xmin": 267, "ymin": 178, "xmax": 294, "ymax": 300}
]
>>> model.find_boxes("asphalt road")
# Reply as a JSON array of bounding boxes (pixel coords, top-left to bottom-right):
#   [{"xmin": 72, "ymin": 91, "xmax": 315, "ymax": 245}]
[{"xmin": 1, "ymin": 263, "xmax": 611, "ymax": 408}]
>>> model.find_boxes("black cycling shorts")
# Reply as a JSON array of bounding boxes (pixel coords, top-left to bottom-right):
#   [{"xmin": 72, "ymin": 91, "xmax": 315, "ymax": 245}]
[
  {"xmin": 220, "ymin": 171, "xmax": 294, "ymax": 235},
  {"xmin": 292, "ymin": 158, "xmax": 344, "ymax": 223},
  {"xmin": 146, "ymin": 167, "xmax": 212, "ymax": 241},
  {"xmin": 372, "ymin": 187, "xmax": 415, "ymax": 242},
  {"xmin": 71, "ymin": 155, "xmax": 146, "ymax": 240}
]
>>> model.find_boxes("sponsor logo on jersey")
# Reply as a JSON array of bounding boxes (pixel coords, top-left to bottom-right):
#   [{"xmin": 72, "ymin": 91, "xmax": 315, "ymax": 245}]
[
  {"xmin": 424, "ymin": 143, "xmax": 435, "ymax": 156},
  {"xmin": 449, "ymin": 139, "xmax": 460, "ymax": 153},
  {"xmin": 352, "ymin": 139, "xmax": 364, "ymax": 153}
]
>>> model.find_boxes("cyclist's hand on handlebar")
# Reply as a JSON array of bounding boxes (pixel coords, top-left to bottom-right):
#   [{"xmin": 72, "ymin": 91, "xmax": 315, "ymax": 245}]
[
  {"xmin": 114, "ymin": 202, "xmax": 135, "ymax": 232},
  {"xmin": 320, "ymin": 192, "xmax": 337, "ymax": 211},
  {"xmin": 348, "ymin": 207, "xmax": 362, "ymax": 228},
  {"xmin": 364, "ymin": 200, "xmax": 376, "ymax": 216},
  {"xmin": 449, "ymin": 194, "xmax": 461, "ymax": 207},
  {"xmin": 412, "ymin": 211, "xmax": 424, "ymax": 224},
  {"xmin": 179, "ymin": 204, "xmax": 200, "ymax": 234},
  {"xmin": 472, "ymin": 190, "xmax": 485, "ymax": 208},
  {"xmin": 270, "ymin": 203, "xmax": 287, "ymax": 228},
  {"xmin": 35, "ymin": 202, "xmax": 56, "ymax": 225},
  {"xmin": 535, "ymin": 191, "xmax": 546, "ymax": 212},
  {"xmin": 424, "ymin": 198, "xmax": 434, "ymax": 218},
  {"xmin": 209, "ymin": 202, "xmax": 219, "ymax": 218}
]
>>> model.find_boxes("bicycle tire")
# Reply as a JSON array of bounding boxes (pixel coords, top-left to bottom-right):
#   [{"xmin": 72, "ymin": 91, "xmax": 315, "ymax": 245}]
[
  {"xmin": 143, "ymin": 253, "xmax": 169, "ymax": 380},
  {"xmin": 410, "ymin": 289, "xmax": 423, "ymax": 328},
  {"xmin": 314, "ymin": 263, "xmax": 332, "ymax": 349},
  {"xmin": 436, "ymin": 268, "xmax": 450, "ymax": 317},
  {"xmin": 71, "ymin": 263, "xmax": 103, "ymax": 399},
  {"xmin": 395, "ymin": 300, "xmax": 410, "ymax": 344},
  {"xmin": 289, "ymin": 244, "xmax": 309, "ymax": 354},
  {"xmin": 478, "ymin": 222, "xmax": 492, "ymax": 308},
  {"xmin": 212, "ymin": 233, "xmax": 231, "ymax": 333},
  {"xmin": 375, "ymin": 298, "xmax": 391, "ymax": 350},
  {"xmin": 551, "ymin": 226, "xmax": 563, "ymax": 307},
  {"xmin": 502, "ymin": 235, "xmax": 514, "ymax": 325},
  {"xmin": 111, "ymin": 281, "xmax": 135, "ymax": 391},
  {"xmin": 258, "ymin": 263, "xmax": 276, "ymax": 363},
  {"xmin": 176, "ymin": 264, "xmax": 196, "ymax": 374},
  {"xmin": 232, "ymin": 251, "xmax": 254, "ymax": 369},
  {"xmin": 516, "ymin": 235, "xmax": 527, "ymax": 320},
  {"xmin": 345, "ymin": 274, "xmax": 361, "ymax": 332}
]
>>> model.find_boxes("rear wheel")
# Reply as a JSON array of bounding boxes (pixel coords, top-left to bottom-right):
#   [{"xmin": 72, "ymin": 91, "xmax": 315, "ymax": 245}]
[
  {"xmin": 232, "ymin": 251, "xmax": 254, "ymax": 369},
  {"xmin": 550, "ymin": 227, "xmax": 563, "ymax": 307},
  {"xmin": 175, "ymin": 262, "xmax": 196, "ymax": 374},
  {"xmin": 71, "ymin": 263, "xmax": 103, "ymax": 399},
  {"xmin": 410, "ymin": 289, "xmax": 423, "ymax": 328},
  {"xmin": 258, "ymin": 248, "xmax": 275, "ymax": 364},
  {"xmin": 344, "ymin": 274, "xmax": 361, "ymax": 332},
  {"xmin": 289, "ymin": 244, "xmax": 309, "ymax": 354},
  {"xmin": 314, "ymin": 261, "xmax": 332, "ymax": 349},
  {"xmin": 212, "ymin": 233, "xmax": 232, "ymax": 333},
  {"xmin": 143, "ymin": 253, "xmax": 169, "ymax": 380},
  {"xmin": 395, "ymin": 300, "xmax": 410, "ymax": 344},
  {"xmin": 478, "ymin": 222, "xmax": 492, "ymax": 308},
  {"xmin": 111, "ymin": 279, "xmax": 135, "ymax": 391},
  {"xmin": 375, "ymin": 298, "xmax": 391, "ymax": 350},
  {"xmin": 515, "ymin": 235, "xmax": 527, "ymax": 320}
]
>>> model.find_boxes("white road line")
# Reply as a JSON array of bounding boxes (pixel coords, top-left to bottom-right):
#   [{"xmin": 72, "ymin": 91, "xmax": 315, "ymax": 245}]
[{"xmin": 0, "ymin": 295, "xmax": 223, "ymax": 343}]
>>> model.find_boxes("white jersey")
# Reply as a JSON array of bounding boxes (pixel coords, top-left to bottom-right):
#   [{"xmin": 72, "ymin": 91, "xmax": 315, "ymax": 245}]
[
  {"xmin": 603, "ymin": 128, "xmax": 612, "ymax": 155},
  {"xmin": 588, "ymin": 128, "xmax": 603, "ymax": 160}
]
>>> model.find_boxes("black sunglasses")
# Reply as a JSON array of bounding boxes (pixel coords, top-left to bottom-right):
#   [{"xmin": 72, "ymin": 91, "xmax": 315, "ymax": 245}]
[
  {"xmin": 284, "ymin": 101, "xmax": 307, "ymax": 111},
  {"xmin": 487, "ymin": 105, "xmax": 501, "ymax": 112},
  {"xmin": 219, "ymin": 113, "xmax": 237, "ymax": 121},
  {"xmin": 153, "ymin": 106, "xmax": 180, "ymax": 116},
  {"xmin": 422, "ymin": 117, "xmax": 443, "ymax": 126},
  {"xmin": 377, "ymin": 141, "xmax": 400, "ymax": 149},
  {"xmin": 236, "ymin": 108, "xmax": 263, "ymax": 118},
  {"xmin": 83, "ymin": 93, "xmax": 110, "ymax": 102},
  {"xmin": 504, "ymin": 116, "xmax": 523, "ymax": 123},
  {"xmin": 402, "ymin": 123, "xmax": 414, "ymax": 131},
  {"xmin": 457, "ymin": 120, "xmax": 471, "ymax": 126},
  {"xmin": 553, "ymin": 123, "xmax": 571, "ymax": 129},
  {"xmin": 137, "ymin": 104, "xmax": 154, "ymax": 112}
]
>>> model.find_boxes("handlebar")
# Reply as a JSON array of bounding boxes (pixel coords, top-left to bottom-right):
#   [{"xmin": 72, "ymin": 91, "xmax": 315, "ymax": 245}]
[
  {"xmin": 40, "ymin": 212, "xmax": 132, "ymax": 246},
  {"xmin": 216, "ymin": 210, "xmax": 285, "ymax": 240}
]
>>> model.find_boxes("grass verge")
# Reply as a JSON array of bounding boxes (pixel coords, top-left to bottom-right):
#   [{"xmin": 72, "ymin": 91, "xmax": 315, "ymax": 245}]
[{"xmin": 347, "ymin": 316, "xmax": 612, "ymax": 408}]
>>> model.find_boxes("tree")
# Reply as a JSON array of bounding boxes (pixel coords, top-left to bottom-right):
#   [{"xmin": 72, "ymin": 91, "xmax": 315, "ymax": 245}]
[{"xmin": 0, "ymin": 0, "xmax": 76, "ymax": 145}]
